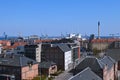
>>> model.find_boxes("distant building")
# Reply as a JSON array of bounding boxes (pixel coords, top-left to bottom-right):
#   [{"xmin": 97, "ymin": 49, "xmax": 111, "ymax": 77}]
[
  {"xmin": 24, "ymin": 44, "xmax": 41, "ymax": 62},
  {"xmin": 66, "ymin": 33, "xmax": 81, "ymax": 39},
  {"xmin": 2, "ymin": 41, "xmax": 26, "ymax": 52},
  {"xmin": 80, "ymin": 39, "xmax": 89, "ymax": 50},
  {"xmin": 14, "ymin": 46, "xmax": 25, "ymax": 54},
  {"xmin": 41, "ymin": 43, "xmax": 72, "ymax": 70},
  {"xmin": 29, "ymin": 35, "xmax": 40, "ymax": 40},
  {"xmin": 90, "ymin": 39, "xmax": 120, "ymax": 50},
  {"xmin": 0, "ymin": 54, "xmax": 38, "ymax": 80},
  {"xmin": 0, "ymin": 40, "xmax": 11, "ymax": 47}
]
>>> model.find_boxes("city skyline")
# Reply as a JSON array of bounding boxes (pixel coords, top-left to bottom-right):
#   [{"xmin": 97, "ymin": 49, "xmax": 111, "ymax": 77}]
[{"xmin": 0, "ymin": 0, "xmax": 120, "ymax": 36}]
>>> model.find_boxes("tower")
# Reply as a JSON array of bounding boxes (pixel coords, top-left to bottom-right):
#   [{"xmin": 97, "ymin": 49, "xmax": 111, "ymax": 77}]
[{"xmin": 98, "ymin": 21, "xmax": 100, "ymax": 39}]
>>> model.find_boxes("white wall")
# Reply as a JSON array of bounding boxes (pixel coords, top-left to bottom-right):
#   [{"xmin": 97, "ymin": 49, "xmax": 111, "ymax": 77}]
[
  {"xmin": 36, "ymin": 44, "xmax": 41, "ymax": 62},
  {"xmin": 0, "ymin": 46, "xmax": 2, "ymax": 54},
  {"xmin": 64, "ymin": 51, "xmax": 72, "ymax": 70}
]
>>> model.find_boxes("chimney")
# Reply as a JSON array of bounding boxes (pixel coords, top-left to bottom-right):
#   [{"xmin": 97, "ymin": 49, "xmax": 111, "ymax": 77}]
[
  {"xmin": 98, "ymin": 21, "xmax": 100, "ymax": 39},
  {"xmin": 27, "ymin": 61, "xmax": 33, "ymax": 67}
]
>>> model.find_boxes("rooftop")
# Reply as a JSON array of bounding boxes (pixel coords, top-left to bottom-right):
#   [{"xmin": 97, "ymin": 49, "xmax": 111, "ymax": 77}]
[
  {"xmin": 39, "ymin": 61, "xmax": 56, "ymax": 68},
  {"xmin": 0, "ymin": 54, "xmax": 38, "ymax": 67},
  {"xmin": 69, "ymin": 67, "xmax": 102, "ymax": 80}
]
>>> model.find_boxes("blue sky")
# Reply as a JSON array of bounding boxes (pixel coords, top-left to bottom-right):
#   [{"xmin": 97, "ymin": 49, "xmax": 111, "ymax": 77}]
[{"xmin": 0, "ymin": 0, "xmax": 120, "ymax": 36}]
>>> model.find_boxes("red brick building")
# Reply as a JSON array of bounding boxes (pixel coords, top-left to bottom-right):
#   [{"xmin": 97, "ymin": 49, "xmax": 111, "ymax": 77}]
[
  {"xmin": 91, "ymin": 39, "xmax": 120, "ymax": 50},
  {"xmin": 0, "ymin": 54, "xmax": 38, "ymax": 80},
  {"xmin": 0, "ymin": 40, "xmax": 11, "ymax": 46}
]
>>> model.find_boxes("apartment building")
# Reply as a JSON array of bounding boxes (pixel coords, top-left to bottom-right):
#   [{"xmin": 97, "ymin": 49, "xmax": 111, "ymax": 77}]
[
  {"xmin": 24, "ymin": 44, "xmax": 41, "ymax": 62},
  {"xmin": 41, "ymin": 43, "xmax": 72, "ymax": 70}
]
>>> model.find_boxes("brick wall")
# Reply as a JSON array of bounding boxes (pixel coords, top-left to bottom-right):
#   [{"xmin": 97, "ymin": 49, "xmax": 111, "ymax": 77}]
[
  {"xmin": 103, "ymin": 65, "xmax": 115, "ymax": 80},
  {"xmin": 22, "ymin": 64, "xmax": 38, "ymax": 80}
]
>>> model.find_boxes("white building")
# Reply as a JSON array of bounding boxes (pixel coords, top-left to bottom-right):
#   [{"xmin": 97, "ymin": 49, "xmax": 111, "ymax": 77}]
[
  {"xmin": 64, "ymin": 51, "xmax": 72, "ymax": 70},
  {"xmin": 41, "ymin": 43, "xmax": 72, "ymax": 70},
  {"xmin": 66, "ymin": 33, "xmax": 81, "ymax": 39},
  {"xmin": 0, "ymin": 44, "xmax": 2, "ymax": 54}
]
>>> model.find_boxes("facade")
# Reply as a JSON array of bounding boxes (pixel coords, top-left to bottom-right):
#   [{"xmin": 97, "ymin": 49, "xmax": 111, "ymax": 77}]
[
  {"xmin": 29, "ymin": 35, "xmax": 40, "ymax": 40},
  {"xmin": 0, "ymin": 54, "xmax": 38, "ymax": 80},
  {"xmin": 2, "ymin": 41, "xmax": 26, "ymax": 54},
  {"xmin": 90, "ymin": 39, "xmax": 120, "ymax": 50},
  {"xmin": 0, "ymin": 44, "xmax": 2, "ymax": 54},
  {"xmin": 14, "ymin": 46, "xmax": 25, "ymax": 54},
  {"xmin": 74, "ymin": 56, "xmax": 117, "ymax": 80},
  {"xmin": 64, "ymin": 50, "xmax": 72, "ymax": 70},
  {"xmin": 100, "ymin": 56, "xmax": 118, "ymax": 80},
  {"xmin": 39, "ymin": 61, "xmax": 57, "ymax": 76},
  {"xmin": 24, "ymin": 44, "xmax": 41, "ymax": 62},
  {"xmin": 66, "ymin": 33, "xmax": 81, "ymax": 39},
  {"xmin": 66, "ymin": 43, "xmax": 80, "ymax": 68},
  {"xmin": 41, "ymin": 43, "xmax": 72, "ymax": 70},
  {"xmin": 0, "ymin": 40, "xmax": 11, "ymax": 47}
]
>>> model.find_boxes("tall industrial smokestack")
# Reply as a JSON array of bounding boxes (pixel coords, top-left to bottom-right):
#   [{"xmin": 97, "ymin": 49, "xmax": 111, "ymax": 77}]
[{"xmin": 98, "ymin": 21, "xmax": 100, "ymax": 39}]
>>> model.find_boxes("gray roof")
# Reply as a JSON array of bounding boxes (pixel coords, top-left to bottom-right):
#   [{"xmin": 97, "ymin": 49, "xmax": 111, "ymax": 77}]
[
  {"xmin": 74, "ymin": 56, "xmax": 105, "ymax": 78},
  {"xmin": 106, "ymin": 49, "xmax": 120, "ymax": 61},
  {"xmin": 75, "ymin": 56, "xmax": 104, "ymax": 71},
  {"xmin": 69, "ymin": 67, "xmax": 102, "ymax": 80},
  {"xmin": 100, "ymin": 56, "xmax": 116, "ymax": 70},
  {"xmin": 39, "ymin": 61, "xmax": 56, "ymax": 68},
  {"xmin": 57, "ymin": 43, "xmax": 71, "ymax": 52},
  {"xmin": 0, "ymin": 54, "xmax": 38, "ymax": 67}
]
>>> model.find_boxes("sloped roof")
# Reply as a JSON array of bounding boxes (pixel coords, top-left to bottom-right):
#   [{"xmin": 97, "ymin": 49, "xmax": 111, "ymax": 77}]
[
  {"xmin": 106, "ymin": 49, "xmax": 120, "ymax": 61},
  {"xmin": 3, "ymin": 42, "xmax": 27, "ymax": 50},
  {"xmin": 100, "ymin": 56, "xmax": 116, "ymax": 70},
  {"xmin": 57, "ymin": 43, "xmax": 71, "ymax": 52},
  {"xmin": 69, "ymin": 67, "xmax": 102, "ymax": 80},
  {"xmin": 39, "ymin": 61, "xmax": 56, "ymax": 68},
  {"xmin": 75, "ymin": 56, "xmax": 104, "ymax": 71},
  {"xmin": 0, "ymin": 54, "xmax": 38, "ymax": 67}
]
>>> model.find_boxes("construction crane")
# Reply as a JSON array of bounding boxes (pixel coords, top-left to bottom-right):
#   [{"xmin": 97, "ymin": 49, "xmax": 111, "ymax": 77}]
[
  {"xmin": 109, "ymin": 33, "xmax": 119, "ymax": 38},
  {"xmin": 18, "ymin": 32, "xmax": 22, "ymax": 37},
  {"xmin": 3, "ymin": 32, "xmax": 7, "ymax": 40}
]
